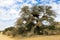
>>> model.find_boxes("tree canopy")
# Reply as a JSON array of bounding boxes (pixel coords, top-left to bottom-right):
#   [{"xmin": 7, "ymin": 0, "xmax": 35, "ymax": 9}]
[{"xmin": 15, "ymin": 5, "xmax": 56, "ymax": 36}]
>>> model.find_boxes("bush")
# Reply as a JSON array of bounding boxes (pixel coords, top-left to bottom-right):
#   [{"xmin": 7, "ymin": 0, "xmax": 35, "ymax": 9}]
[{"xmin": 48, "ymin": 25, "xmax": 55, "ymax": 30}]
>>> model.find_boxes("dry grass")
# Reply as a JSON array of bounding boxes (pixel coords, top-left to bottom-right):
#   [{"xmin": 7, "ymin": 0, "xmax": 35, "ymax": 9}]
[
  {"xmin": 0, "ymin": 33, "xmax": 60, "ymax": 40},
  {"xmin": 0, "ymin": 33, "xmax": 14, "ymax": 40}
]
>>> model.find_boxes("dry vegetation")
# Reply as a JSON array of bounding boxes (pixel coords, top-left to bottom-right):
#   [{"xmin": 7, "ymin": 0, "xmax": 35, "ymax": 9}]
[{"xmin": 0, "ymin": 33, "xmax": 60, "ymax": 40}]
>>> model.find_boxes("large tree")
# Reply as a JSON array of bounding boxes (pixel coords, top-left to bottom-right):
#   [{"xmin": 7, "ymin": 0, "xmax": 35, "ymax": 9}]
[{"xmin": 16, "ymin": 5, "xmax": 56, "ymax": 36}]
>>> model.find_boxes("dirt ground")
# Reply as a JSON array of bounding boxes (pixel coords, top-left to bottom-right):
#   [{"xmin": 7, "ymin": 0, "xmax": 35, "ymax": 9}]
[
  {"xmin": 0, "ymin": 33, "xmax": 14, "ymax": 40},
  {"xmin": 0, "ymin": 33, "xmax": 60, "ymax": 40}
]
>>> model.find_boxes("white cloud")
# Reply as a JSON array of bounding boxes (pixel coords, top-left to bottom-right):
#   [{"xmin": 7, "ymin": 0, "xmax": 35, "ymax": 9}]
[
  {"xmin": 16, "ymin": 0, "xmax": 24, "ymax": 2},
  {"xmin": 0, "ymin": 0, "xmax": 20, "ymax": 30},
  {"xmin": 40, "ymin": 0, "xmax": 56, "ymax": 2},
  {"xmin": 39, "ymin": 1, "xmax": 60, "ymax": 15},
  {"xmin": 0, "ymin": 0, "xmax": 20, "ymax": 21},
  {"xmin": 48, "ymin": 3, "xmax": 60, "ymax": 15},
  {"xmin": 0, "ymin": 0, "xmax": 60, "ymax": 30},
  {"xmin": 0, "ymin": 20, "xmax": 15, "ymax": 30},
  {"xmin": 21, "ymin": 3, "xmax": 32, "ymax": 8},
  {"xmin": 0, "ymin": 9, "xmax": 19, "ymax": 20},
  {"xmin": 31, "ymin": 0, "xmax": 37, "ymax": 4},
  {"xmin": 0, "ymin": 0, "xmax": 15, "ymax": 7}
]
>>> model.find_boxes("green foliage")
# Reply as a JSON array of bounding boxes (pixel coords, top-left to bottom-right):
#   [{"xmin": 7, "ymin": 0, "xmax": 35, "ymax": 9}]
[
  {"xmin": 4, "ymin": 27, "xmax": 15, "ymax": 31},
  {"xmin": 17, "ymin": 27, "xmax": 26, "ymax": 34},
  {"xmin": 48, "ymin": 25, "xmax": 55, "ymax": 30},
  {"xmin": 2, "ymin": 26, "xmax": 17, "ymax": 37},
  {"xmin": 26, "ymin": 22, "xmax": 35, "ymax": 31},
  {"xmin": 2, "ymin": 5, "xmax": 57, "ymax": 37},
  {"xmin": 15, "ymin": 5, "xmax": 56, "ymax": 36}
]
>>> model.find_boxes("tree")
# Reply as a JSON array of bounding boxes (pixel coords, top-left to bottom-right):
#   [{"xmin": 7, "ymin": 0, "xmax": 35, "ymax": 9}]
[{"xmin": 16, "ymin": 5, "xmax": 56, "ymax": 36}]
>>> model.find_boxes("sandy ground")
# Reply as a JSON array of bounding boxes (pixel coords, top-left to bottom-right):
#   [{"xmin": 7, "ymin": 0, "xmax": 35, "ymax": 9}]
[
  {"xmin": 0, "ymin": 33, "xmax": 14, "ymax": 40},
  {"xmin": 0, "ymin": 33, "xmax": 60, "ymax": 40}
]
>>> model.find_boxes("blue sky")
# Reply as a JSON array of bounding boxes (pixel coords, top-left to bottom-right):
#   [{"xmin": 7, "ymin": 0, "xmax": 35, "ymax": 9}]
[{"xmin": 0, "ymin": 0, "xmax": 60, "ymax": 30}]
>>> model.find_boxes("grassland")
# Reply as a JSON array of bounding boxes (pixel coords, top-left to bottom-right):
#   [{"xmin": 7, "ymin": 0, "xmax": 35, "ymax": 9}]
[{"xmin": 0, "ymin": 33, "xmax": 60, "ymax": 40}]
